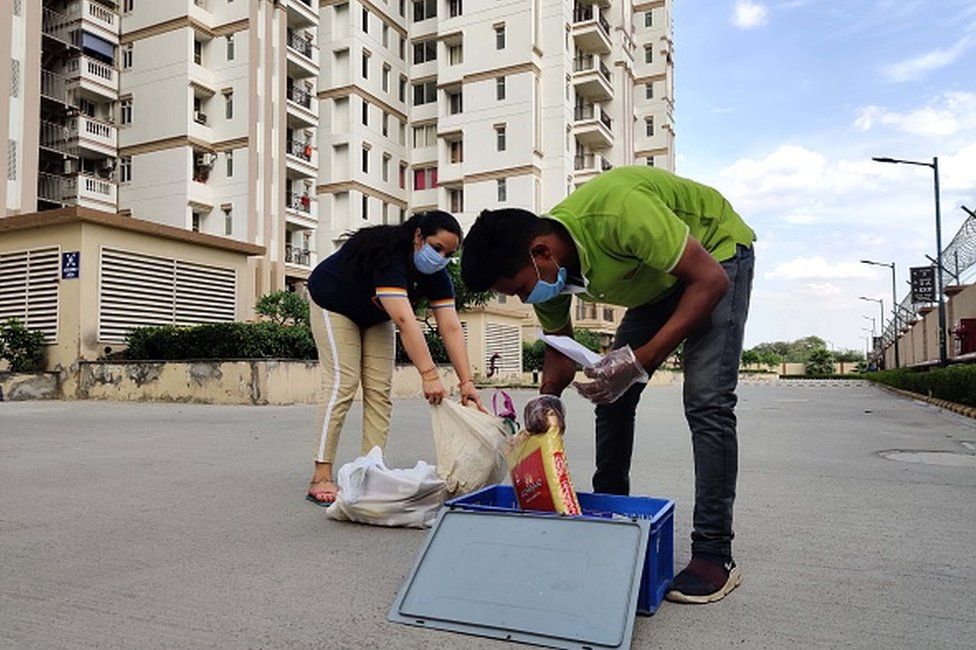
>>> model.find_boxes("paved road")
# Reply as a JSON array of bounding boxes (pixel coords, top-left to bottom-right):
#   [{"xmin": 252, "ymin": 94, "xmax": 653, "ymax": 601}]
[{"xmin": 2, "ymin": 383, "xmax": 974, "ymax": 648}]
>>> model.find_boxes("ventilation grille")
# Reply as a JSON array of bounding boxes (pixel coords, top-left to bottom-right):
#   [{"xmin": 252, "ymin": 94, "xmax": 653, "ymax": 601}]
[
  {"xmin": 98, "ymin": 248, "xmax": 237, "ymax": 343},
  {"xmin": 0, "ymin": 247, "xmax": 60, "ymax": 343},
  {"xmin": 485, "ymin": 322, "xmax": 522, "ymax": 374}
]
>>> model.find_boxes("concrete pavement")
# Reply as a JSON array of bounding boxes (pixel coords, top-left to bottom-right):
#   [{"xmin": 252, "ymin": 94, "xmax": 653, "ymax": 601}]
[{"xmin": 1, "ymin": 383, "xmax": 975, "ymax": 648}]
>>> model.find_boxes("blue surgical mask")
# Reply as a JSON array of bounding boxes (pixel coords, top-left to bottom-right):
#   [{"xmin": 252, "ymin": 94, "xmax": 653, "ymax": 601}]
[
  {"xmin": 414, "ymin": 242, "xmax": 450, "ymax": 274},
  {"xmin": 525, "ymin": 255, "xmax": 567, "ymax": 304}
]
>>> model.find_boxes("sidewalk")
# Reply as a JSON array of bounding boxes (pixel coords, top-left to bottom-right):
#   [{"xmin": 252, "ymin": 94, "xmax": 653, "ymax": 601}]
[{"xmin": 1, "ymin": 383, "xmax": 974, "ymax": 648}]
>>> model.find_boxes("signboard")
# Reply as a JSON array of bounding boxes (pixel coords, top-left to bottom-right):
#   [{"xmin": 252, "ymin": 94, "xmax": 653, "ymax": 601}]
[
  {"xmin": 61, "ymin": 251, "xmax": 80, "ymax": 280},
  {"xmin": 910, "ymin": 266, "xmax": 936, "ymax": 303}
]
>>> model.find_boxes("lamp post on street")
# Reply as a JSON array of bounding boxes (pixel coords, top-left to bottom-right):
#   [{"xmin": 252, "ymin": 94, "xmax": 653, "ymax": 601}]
[
  {"xmin": 862, "ymin": 315, "xmax": 876, "ymax": 337},
  {"xmin": 872, "ymin": 156, "xmax": 947, "ymax": 366},
  {"xmin": 860, "ymin": 261, "xmax": 899, "ymax": 368}
]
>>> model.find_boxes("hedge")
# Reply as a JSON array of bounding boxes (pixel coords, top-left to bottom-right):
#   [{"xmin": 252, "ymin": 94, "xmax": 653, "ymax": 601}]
[
  {"xmin": 865, "ymin": 365, "xmax": 976, "ymax": 408},
  {"xmin": 124, "ymin": 322, "xmax": 316, "ymax": 360}
]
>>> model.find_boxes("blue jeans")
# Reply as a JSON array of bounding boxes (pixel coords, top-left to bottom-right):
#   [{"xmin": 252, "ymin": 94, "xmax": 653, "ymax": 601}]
[{"xmin": 593, "ymin": 245, "xmax": 754, "ymax": 557}]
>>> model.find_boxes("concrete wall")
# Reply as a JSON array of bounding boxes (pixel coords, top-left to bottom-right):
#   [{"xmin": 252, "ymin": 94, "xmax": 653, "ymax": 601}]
[
  {"xmin": 881, "ymin": 283, "xmax": 976, "ymax": 367},
  {"xmin": 75, "ymin": 360, "xmax": 460, "ymax": 405}
]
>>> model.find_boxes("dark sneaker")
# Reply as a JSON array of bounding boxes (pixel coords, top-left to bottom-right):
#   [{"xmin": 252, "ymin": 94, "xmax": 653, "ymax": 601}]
[{"xmin": 665, "ymin": 555, "xmax": 742, "ymax": 604}]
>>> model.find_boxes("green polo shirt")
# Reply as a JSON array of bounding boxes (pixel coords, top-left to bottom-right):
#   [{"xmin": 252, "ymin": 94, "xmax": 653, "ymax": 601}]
[{"xmin": 534, "ymin": 166, "xmax": 755, "ymax": 332}]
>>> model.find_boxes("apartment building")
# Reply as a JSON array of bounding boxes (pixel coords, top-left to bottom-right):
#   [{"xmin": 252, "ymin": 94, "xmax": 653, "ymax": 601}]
[{"xmin": 2, "ymin": 0, "xmax": 674, "ymax": 376}]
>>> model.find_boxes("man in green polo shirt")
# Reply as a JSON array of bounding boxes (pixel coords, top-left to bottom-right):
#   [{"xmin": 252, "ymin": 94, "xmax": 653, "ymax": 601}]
[{"xmin": 461, "ymin": 166, "xmax": 755, "ymax": 604}]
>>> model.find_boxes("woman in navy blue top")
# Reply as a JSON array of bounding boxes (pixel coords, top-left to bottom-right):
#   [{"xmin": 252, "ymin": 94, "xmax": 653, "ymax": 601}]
[{"xmin": 304, "ymin": 211, "xmax": 484, "ymax": 505}]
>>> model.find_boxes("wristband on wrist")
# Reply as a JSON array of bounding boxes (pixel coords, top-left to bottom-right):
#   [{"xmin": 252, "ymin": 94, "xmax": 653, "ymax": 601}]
[
  {"xmin": 419, "ymin": 366, "xmax": 438, "ymax": 379},
  {"xmin": 458, "ymin": 379, "xmax": 474, "ymax": 389}
]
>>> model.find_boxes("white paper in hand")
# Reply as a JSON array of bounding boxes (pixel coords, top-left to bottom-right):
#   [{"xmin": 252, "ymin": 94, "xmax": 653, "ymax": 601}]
[{"xmin": 539, "ymin": 331, "xmax": 603, "ymax": 368}]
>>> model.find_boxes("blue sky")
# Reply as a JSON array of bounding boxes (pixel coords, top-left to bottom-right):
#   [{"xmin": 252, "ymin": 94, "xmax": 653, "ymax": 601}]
[{"xmin": 674, "ymin": 0, "xmax": 976, "ymax": 351}]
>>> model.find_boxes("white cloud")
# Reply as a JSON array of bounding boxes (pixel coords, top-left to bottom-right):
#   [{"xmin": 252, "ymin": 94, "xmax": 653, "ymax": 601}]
[
  {"xmin": 784, "ymin": 214, "xmax": 817, "ymax": 224},
  {"xmin": 803, "ymin": 282, "xmax": 843, "ymax": 296},
  {"xmin": 883, "ymin": 35, "xmax": 974, "ymax": 82},
  {"xmin": 854, "ymin": 92, "xmax": 976, "ymax": 138},
  {"xmin": 732, "ymin": 1, "xmax": 770, "ymax": 29},
  {"xmin": 765, "ymin": 256, "xmax": 875, "ymax": 280}
]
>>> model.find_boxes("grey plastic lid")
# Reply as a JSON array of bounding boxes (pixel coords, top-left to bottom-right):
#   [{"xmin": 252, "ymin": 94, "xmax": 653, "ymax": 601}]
[{"xmin": 388, "ymin": 509, "xmax": 649, "ymax": 649}]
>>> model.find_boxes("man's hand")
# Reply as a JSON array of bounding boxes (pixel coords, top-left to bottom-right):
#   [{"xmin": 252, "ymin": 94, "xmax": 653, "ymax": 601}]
[
  {"xmin": 573, "ymin": 345, "xmax": 649, "ymax": 405},
  {"xmin": 524, "ymin": 395, "xmax": 565, "ymax": 433}
]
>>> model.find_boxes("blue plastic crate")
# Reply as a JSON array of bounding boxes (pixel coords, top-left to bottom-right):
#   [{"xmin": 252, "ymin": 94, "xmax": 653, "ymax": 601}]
[{"xmin": 445, "ymin": 484, "xmax": 674, "ymax": 615}]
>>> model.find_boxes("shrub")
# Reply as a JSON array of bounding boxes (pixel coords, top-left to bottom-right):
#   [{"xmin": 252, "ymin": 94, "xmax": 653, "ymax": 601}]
[
  {"xmin": 255, "ymin": 290, "xmax": 309, "ymax": 326},
  {"xmin": 866, "ymin": 365, "xmax": 976, "ymax": 407},
  {"xmin": 124, "ymin": 322, "xmax": 315, "ymax": 360},
  {"xmin": 804, "ymin": 347, "xmax": 834, "ymax": 376},
  {"xmin": 0, "ymin": 319, "xmax": 46, "ymax": 372}
]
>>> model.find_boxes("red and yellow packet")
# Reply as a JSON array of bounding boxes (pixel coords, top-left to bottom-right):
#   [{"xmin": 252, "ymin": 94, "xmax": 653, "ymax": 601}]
[{"xmin": 505, "ymin": 415, "xmax": 581, "ymax": 516}]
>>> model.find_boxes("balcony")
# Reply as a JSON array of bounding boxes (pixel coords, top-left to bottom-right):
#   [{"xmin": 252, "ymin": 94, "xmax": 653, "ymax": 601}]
[
  {"xmin": 285, "ymin": 140, "xmax": 317, "ymax": 178},
  {"xmin": 65, "ymin": 173, "xmax": 117, "ymax": 209},
  {"xmin": 573, "ymin": 104, "xmax": 613, "ymax": 150},
  {"xmin": 572, "ymin": 55, "xmax": 612, "ymax": 102},
  {"xmin": 42, "ymin": 7, "xmax": 77, "ymax": 48},
  {"xmin": 39, "ymin": 121, "xmax": 78, "ymax": 157},
  {"xmin": 572, "ymin": 6, "xmax": 611, "ymax": 54},
  {"xmin": 286, "ymin": 0, "xmax": 319, "ymax": 27},
  {"xmin": 285, "ymin": 244, "xmax": 312, "ymax": 267},
  {"xmin": 286, "ymin": 29, "xmax": 319, "ymax": 78},
  {"xmin": 41, "ymin": 70, "xmax": 70, "ymax": 105},
  {"xmin": 286, "ymin": 189, "xmax": 317, "ymax": 229},
  {"xmin": 573, "ymin": 153, "xmax": 612, "ymax": 175},
  {"xmin": 64, "ymin": 0, "xmax": 119, "ymax": 39},
  {"xmin": 286, "ymin": 84, "xmax": 318, "ymax": 127},
  {"xmin": 68, "ymin": 115, "xmax": 117, "ymax": 156},
  {"xmin": 65, "ymin": 55, "xmax": 118, "ymax": 100}
]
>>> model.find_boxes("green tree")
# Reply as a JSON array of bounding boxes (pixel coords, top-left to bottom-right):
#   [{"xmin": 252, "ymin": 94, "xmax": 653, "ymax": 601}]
[
  {"xmin": 0, "ymin": 319, "xmax": 46, "ymax": 372},
  {"xmin": 256, "ymin": 290, "xmax": 309, "ymax": 326},
  {"xmin": 804, "ymin": 347, "xmax": 834, "ymax": 376},
  {"xmin": 740, "ymin": 349, "xmax": 760, "ymax": 366}
]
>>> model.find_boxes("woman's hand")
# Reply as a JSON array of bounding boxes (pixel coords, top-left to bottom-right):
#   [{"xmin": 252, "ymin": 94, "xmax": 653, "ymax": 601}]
[
  {"xmin": 423, "ymin": 376, "xmax": 447, "ymax": 405},
  {"xmin": 459, "ymin": 380, "xmax": 488, "ymax": 413}
]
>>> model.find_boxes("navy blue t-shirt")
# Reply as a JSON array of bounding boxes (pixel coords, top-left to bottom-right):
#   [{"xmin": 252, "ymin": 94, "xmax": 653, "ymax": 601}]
[{"xmin": 307, "ymin": 246, "xmax": 455, "ymax": 328}]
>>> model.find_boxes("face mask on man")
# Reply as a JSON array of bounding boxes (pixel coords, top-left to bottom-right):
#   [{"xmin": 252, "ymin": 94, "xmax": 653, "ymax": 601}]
[
  {"xmin": 525, "ymin": 252, "xmax": 567, "ymax": 304},
  {"xmin": 413, "ymin": 242, "xmax": 450, "ymax": 274}
]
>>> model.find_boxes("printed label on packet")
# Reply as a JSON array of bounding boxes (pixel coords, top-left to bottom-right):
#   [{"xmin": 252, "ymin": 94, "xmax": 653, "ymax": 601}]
[
  {"xmin": 512, "ymin": 448, "xmax": 556, "ymax": 512},
  {"xmin": 552, "ymin": 451, "xmax": 581, "ymax": 515}
]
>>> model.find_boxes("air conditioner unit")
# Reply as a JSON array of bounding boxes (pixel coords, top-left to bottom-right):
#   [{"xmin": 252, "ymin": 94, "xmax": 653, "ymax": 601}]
[
  {"xmin": 195, "ymin": 155, "xmax": 206, "ymax": 166},
  {"xmin": 194, "ymin": 110, "xmax": 207, "ymax": 125}
]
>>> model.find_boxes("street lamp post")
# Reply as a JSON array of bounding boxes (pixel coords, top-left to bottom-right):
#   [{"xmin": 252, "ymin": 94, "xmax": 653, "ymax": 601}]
[
  {"xmin": 872, "ymin": 156, "xmax": 947, "ymax": 366},
  {"xmin": 860, "ymin": 260, "xmax": 899, "ymax": 368},
  {"xmin": 862, "ymin": 315, "xmax": 876, "ymax": 337}
]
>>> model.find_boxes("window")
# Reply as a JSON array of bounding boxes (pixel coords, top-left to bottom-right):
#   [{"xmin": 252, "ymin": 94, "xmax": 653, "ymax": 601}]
[
  {"xmin": 362, "ymin": 7, "xmax": 369, "ymax": 32},
  {"xmin": 496, "ymin": 76, "xmax": 506, "ymax": 101},
  {"xmin": 361, "ymin": 145, "xmax": 369, "ymax": 173},
  {"xmin": 646, "ymin": 156, "xmax": 655, "ymax": 167},
  {"xmin": 399, "ymin": 36, "xmax": 405, "ymax": 60},
  {"xmin": 399, "ymin": 76, "xmax": 407, "ymax": 102},
  {"xmin": 399, "ymin": 120, "xmax": 406, "ymax": 145},
  {"xmin": 382, "ymin": 24, "xmax": 389, "ymax": 48},
  {"xmin": 449, "ymin": 139, "xmax": 463, "ymax": 163},
  {"xmin": 413, "ymin": 166, "xmax": 438, "ymax": 190},
  {"xmin": 122, "ymin": 45, "xmax": 133, "ymax": 69},
  {"xmin": 412, "ymin": 80, "xmax": 437, "ymax": 106},
  {"xmin": 412, "ymin": 124, "xmax": 437, "ymax": 147},
  {"xmin": 191, "ymin": 212, "xmax": 201, "ymax": 232},
  {"xmin": 645, "ymin": 82, "xmax": 653, "ymax": 99},
  {"xmin": 495, "ymin": 124, "xmax": 506, "ymax": 151},
  {"xmin": 225, "ymin": 91, "xmax": 233, "ymax": 119},
  {"xmin": 645, "ymin": 10, "xmax": 653, "ymax": 27},
  {"xmin": 361, "ymin": 50, "xmax": 370, "ymax": 78},
  {"xmin": 497, "ymin": 178, "xmax": 507, "ymax": 202},
  {"xmin": 399, "ymin": 162, "xmax": 406, "ymax": 189},
  {"xmin": 119, "ymin": 156, "xmax": 132, "ymax": 183},
  {"xmin": 382, "ymin": 64, "xmax": 390, "ymax": 92},
  {"xmin": 224, "ymin": 208, "xmax": 233, "ymax": 236},
  {"xmin": 123, "ymin": 0, "xmax": 133, "ymax": 12},
  {"xmin": 399, "ymin": 0, "xmax": 405, "ymax": 17},
  {"xmin": 226, "ymin": 35, "xmax": 235, "ymax": 61},
  {"xmin": 645, "ymin": 46, "xmax": 653, "ymax": 64},
  {"xmin": 495, "ymin": 25, "xmax": 506, "ymax": 50},
  {"xmin": 383, "ymin": 202, "xmax": 389, "ymax": 224},
  {"xmin": 226, "ymin": 150, "xmax": 233, "ymax": 177},
  {"xmin": 449, "ymin": 188, "xmax": 464, "ymax": 212},
  {"xmin": 448, "ymin": 44, "xmax": 463, "ymax": 65},
  {"xmin": 645, "ymin": 117, "xmax": 654, "ymax": 137},
  {"xmin": 382, "ymin": 153, "xmax": 390, "ymax": 182},
  {"xmin": 413, "ymin": 39, "xmax": 437, "ymax": 64},
  {"xmin": 413, "ymin": 0, "xmax": 436, "ymax": 21},
  {"xmin": 194, "ymin": 40, "xmax": 202, "ymax": 65},
  {"xmin": 361, "ymin": 99, "xmax": 369, "ymax": 125},
  {"xmin": 447, "ymin": 89, "xmax": 462, "ymax": 115},
  {"xmin": 603, "ymin": 307, "xmax": 614, "ymax": 321},
  {"xmin": 449, "ymin": 0, "xmax": 462, "ymax": 18},
  {"xmin": 382, "ymin": 112, "xmax": 389, "ymax": 137},
  {"xmin": 362, "ymin": 194, "xmax": 369, "ymax": 219},
  {"xmin": 120, "ymin": 98, "xmax": 132, "ymax": 125}
]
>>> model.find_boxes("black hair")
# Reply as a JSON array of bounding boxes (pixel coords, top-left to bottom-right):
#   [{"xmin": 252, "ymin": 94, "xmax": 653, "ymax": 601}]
[
  {"xmin": 341, "ymin": 210, "xmax": 462, "ymax": 280},
  {"xmin": 460, "ymin": 208, "xmax": 552, "ymax": 291}
]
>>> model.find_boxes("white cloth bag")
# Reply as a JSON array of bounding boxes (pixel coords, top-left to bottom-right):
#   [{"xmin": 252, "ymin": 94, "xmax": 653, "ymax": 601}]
[
  {"xmin": 430, "ymin": 400, "xmax": 509, "ymax": 498},
  {"xmin": 326, "ymin": 446, "xmax": 447, "ymax": 528}
]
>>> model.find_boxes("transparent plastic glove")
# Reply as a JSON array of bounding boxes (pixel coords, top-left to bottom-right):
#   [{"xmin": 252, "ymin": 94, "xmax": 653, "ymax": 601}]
[
  {"xmin": 572, "ymin": 345, "xmax": 649, "ymax": 405},
  {"xmin": 523, "ymin": 395, "xmax": 566, "ymax": 434}
]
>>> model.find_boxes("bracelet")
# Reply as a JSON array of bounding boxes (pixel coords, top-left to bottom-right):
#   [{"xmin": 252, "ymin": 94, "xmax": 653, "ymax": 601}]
[
  {"xmin": 458, "ymin": 379, "xmax": 474, "ymax": 389},
  {"xmin": 419, "ymin": 366, "xmax": 439, "ymax": 379}
]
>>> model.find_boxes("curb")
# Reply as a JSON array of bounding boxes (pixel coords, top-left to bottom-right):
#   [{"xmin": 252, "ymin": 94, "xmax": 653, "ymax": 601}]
[{"xmin": 874, "ymin": 384, "xmax": 976, "ymax": 420}]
